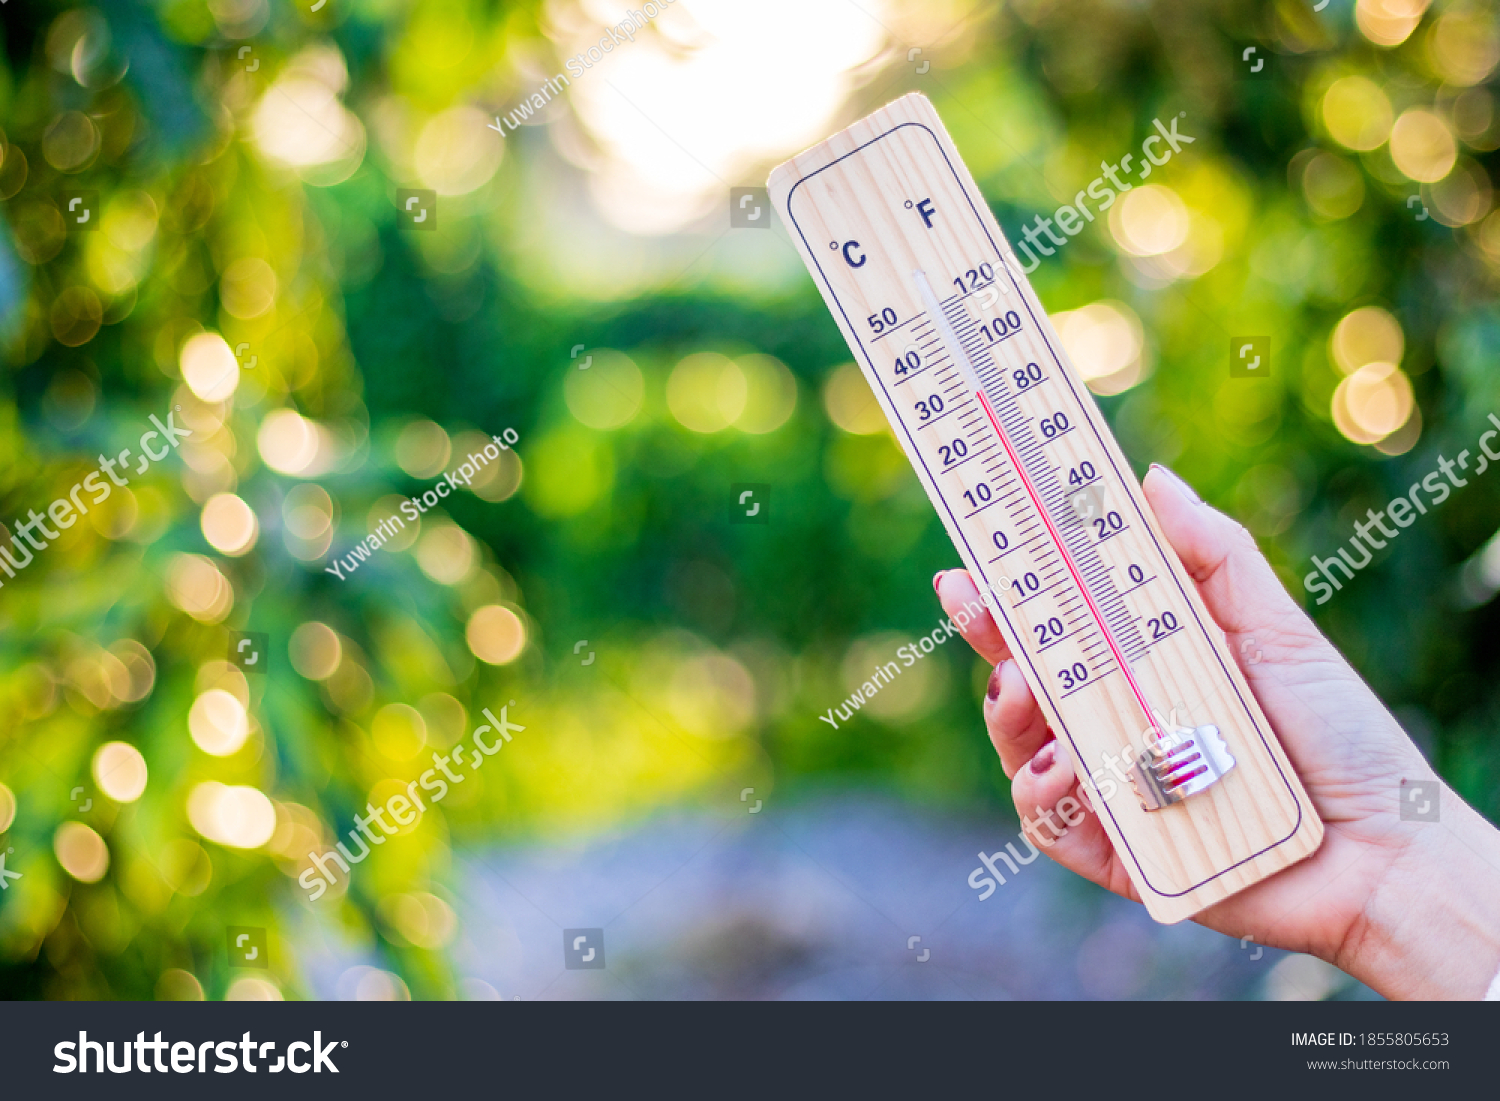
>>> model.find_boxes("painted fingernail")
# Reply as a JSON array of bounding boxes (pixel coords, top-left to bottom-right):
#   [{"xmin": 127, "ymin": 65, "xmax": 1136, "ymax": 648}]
[
  {"xmin": 933, "ymin": 570, "xmax": 945, "ymax": 594},
  {"xmin": 1150, "ymin": 463, "xmax": 1202, "ymax": 505},
  {"xmin": 986, "ymin": 664, "xmax": 1002, "ymax": 701},
  {"xmin": 1029, "ymin": 740, "xmax": 1057, "ymax": 775}
]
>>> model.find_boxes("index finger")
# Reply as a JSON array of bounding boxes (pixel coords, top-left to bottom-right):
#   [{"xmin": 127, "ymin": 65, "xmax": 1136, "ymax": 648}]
[{"xmin": 934, "ymin": 568, "xmax": 1011, "ymax": 665}]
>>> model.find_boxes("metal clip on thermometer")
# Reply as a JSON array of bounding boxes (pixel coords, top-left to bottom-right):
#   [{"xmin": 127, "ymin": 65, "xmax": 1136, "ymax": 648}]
[{"xmin": 770, "ymin": 93, "xmax": 1322, "ymax": 923}]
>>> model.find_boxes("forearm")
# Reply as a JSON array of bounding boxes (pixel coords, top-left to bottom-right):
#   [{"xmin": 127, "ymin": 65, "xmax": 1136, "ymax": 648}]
[{"xmin": 1339, "ymin": 787, "xmax": 1500, "ymax": 999}]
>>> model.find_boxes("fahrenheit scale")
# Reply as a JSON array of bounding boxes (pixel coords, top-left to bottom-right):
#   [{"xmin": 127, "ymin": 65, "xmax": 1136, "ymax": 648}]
[{"xmin": 770, "ymin": 94, "xmax": 1321, "ymax": 923}]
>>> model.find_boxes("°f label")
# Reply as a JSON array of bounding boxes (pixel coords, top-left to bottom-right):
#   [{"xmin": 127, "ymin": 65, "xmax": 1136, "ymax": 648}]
[{"xmin": 769, "ymin": 93, "xmax": 1321, "ymax": 923}]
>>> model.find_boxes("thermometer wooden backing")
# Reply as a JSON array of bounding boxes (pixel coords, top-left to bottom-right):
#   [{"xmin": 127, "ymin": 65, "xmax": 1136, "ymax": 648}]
[{"xmin": 769, "ymin": 93, "xmax": 1321, "ymax": 923}]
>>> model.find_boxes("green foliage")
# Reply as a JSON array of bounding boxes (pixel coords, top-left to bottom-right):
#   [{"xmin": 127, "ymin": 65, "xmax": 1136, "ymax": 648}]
[{"xmin": 0, "ymin": 0, "xmax": 1497, "ymax": 999}]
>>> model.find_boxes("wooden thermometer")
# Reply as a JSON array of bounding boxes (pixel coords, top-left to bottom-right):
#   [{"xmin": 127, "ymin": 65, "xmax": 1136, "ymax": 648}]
[{"xmin": 769, "ymin": 93, "xmax": 1322, "ymax": 923}]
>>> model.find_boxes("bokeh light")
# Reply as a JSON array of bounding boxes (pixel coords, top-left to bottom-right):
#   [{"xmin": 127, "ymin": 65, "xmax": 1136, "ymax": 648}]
[
  {"xmin": 1322, "ymin": 76, "xmax": 1394, "ymax": 151},
  {"xmin": 268, "ymin": 804, "xmax": 325, "ymax": 868},
  {"xmin": 395, "ymin": 419, "xmax": 452, "ymax": 478},
  {"xmin": 339, "ymin": 965, "xmax": 411, "ymax": 1001},
  {"xmin": 1355, "ymin": 0, "xmax": 1430, "ymax": 48},
  {"xmin": 180, "ymin": 332, "xmax": 240, "ymax": 402},
  {"xmin": 323, "ymin": 653, "xmax": 374, "ymax": 714},
  {"xmin": 107, "ymin": 641, "xmax": 156, "ymax": 703},
  {"xmin": 289, "ymin": 621, "xmax": 343, "ymax": 681},
  {"xmin": 54, "ymin": 822, "xmax": 109, "ymax": 883},
  {"xmin": 219, "ymin": 257, "xmax": 277, "ymax": 319},
  {"xmin": 1052, "ymin": 301, "xmax": 1149, "ymax": 395},
  {"xmin": 1390, "ymin": 108, "xmax": 1457, "ymax": 183},
  {"xmin": 666, "ymin": 652, "xmax": 757, "ymax": 738},
  {"xmin": 418, "ymin": 693, "xmax": 468, "ymax": 748},
  {"xmin": 42, "ymin": 110, "xmax": 98, "ymax": 171},
  {"xmin": 155, "ymin": 970, "xmax": 206, "ymax": 1001},
  {"xmin": 281, "ymin": 484, "xmax": 335, "ymax": 560},
  {"xmin": 1451, "ymin": 89, "xmax": 1498, "ymax": 150},
  {"xmin": 466, "ymin": 604, "xmax": 526, "ymax": 665},
  {"xmin": 564, "ymin": 350, "xmax": 645, "ymax": 430},
  {"xmin": 372, "ymin": 703, "xmax": 428, "ymax": 761},
  {"xmin": 416, "ymin": 524, "xmax": 477, "ymax": 585},
  {"xmin": 562, "ymin": 0, "xmax": 891, "ymax": 233},
  {"xmin": 841, "ymin": 633, "xmax": 942, "ymax": 722},
  {"xmin": 734, "ymin": 354, "xmax": 798, "ymax": 434},
  {"xmin": 1330, "ymin": 307, "xmax": 1404, "ymax": 375},
  {"xmin": 258, "ymin": 410, "xmax": 333, "ymax": 478},
  {"xmin": 1301, "ymin": 152, "xmax": 1365, "ymax": 219},
  {"xmin": 1428, "ymin": 159, "xmax": 1493, "ymax": 226},
  {"xmin": 1332, "ymin": 362, "xmax": 1416, "ymax": 444},
  {"xmin": 415, "ymin": 106, "xmax": 504, "ymax": 196},
  {"xmin": 51, "ymin": 287, "xmax": 102, "ymax": 347},
  {"xmin": 165, "ymin": 553, "xmax": 234, "ymax": 623},
  {"xmin": 1109, "ymin": 185, "xmax": 1189, "ymax": 256},
  {"xmin": 251, "ymin": 46, "xmax": 365, "ymax": 182},
  {"xmin": 1426, "ymin": 8, "xmax": 1500, "ymax": 86},
  {"xmin": 187, "ymin": 782, "xmax": 276, "ymax": 849},
  {"xmin": 667, "ymin": 353, "xmax": 747, "ymax": 433},
  {"xmin": 226, "ymin": 976, "xmax": 284, "ymax": 1000},
  {"xmin": 188, "ymin": 688, "xmax": 250, "ymax": 756},
  {"xmin": 822, "ymin": 364, "xmax": 887, "ymax": 434},
  {"xmin": 370, "ymin": 496, "xmax": 422, "ymax": 547},
  {"xmin": 201, "ymin": 493, "xmax": 259, "ymax": 556},
  {"xmin": 92, "ymin": 741, "xmax": 147, "ymax": 803},
  {"xmin": 377, "ymin": 892, "xmax": 458, "ymax": 949},
  {"xmin": 208, "ymin": 0, "xmax": 269, "ymax": 38},
  {"xmin": 102, "ymin": 190, "xmax": 158, "ymax": 251}
]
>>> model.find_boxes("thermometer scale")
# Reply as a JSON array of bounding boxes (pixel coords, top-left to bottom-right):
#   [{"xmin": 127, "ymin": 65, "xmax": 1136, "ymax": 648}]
[{"xmin": 770, "ymin": 94, "xmax": 1321, "ymax": 923}]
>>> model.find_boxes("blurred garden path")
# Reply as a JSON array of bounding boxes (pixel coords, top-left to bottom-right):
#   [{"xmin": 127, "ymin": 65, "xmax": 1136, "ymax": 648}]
[{"xmin": 298, "ymin": 794, "xmax": 1375, "ymax": 1001}]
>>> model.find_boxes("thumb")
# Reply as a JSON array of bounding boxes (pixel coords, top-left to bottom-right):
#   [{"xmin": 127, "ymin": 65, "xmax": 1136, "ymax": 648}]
[{"xmin": 1142, "ymin": 464, "xmax": 1314, "ymax": 644}]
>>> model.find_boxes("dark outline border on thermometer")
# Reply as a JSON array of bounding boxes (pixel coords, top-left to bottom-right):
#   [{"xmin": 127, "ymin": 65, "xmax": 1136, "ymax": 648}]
[{"xmin": 782, "ymin": 117, "xmax": 1305, "ymax": 900}]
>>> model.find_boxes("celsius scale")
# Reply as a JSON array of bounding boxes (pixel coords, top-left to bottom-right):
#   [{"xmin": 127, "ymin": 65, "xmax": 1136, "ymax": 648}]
[{"xmin": 770, "ymin": 94, "xmax": 1321, "ymax": 923}]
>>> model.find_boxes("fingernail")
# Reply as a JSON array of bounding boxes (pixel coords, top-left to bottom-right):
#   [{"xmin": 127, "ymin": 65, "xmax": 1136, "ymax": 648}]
[
  {"xmin": 1029, "ymin": 740, "xmax": 1057, "ymax": 775},
  {"xmin": 986, "ymin": 664, "xmax": 1002, "ymax": 701},
  {"xmin": 932, "ymin": 570, "xmax": 945, "ymax": 594},
  {"xmin": 1150, "ymin": 463, "xmax": 1202, "ymax": 505}
]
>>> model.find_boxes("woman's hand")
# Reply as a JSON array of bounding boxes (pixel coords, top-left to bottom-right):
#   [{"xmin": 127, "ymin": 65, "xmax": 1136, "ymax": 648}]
[{"xmin": 935, "ymin": 464, "xmax": 1500, "ymax": 999}]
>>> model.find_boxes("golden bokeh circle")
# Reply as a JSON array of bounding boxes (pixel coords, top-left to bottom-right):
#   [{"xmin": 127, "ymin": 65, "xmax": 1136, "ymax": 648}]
[
  {"xmin": 465, "ymin": 604, "xmax": 526, "ymax": 665},
  {"xmin": 54, "ymin": 821, "xmax": 109, "ymax": 883},
  {"xmin": 1330, "ymin": 307, "xmax": 1404, "ymax": 375},
  {"xmin": 92, "ymin": 741, "xmax": 148, "ymax": 803}
]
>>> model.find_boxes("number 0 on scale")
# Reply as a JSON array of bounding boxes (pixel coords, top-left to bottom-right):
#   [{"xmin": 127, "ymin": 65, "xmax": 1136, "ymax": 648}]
[{"xmin": 769, "ymin": 94, "xmax": 1321, "ymax": 923}]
